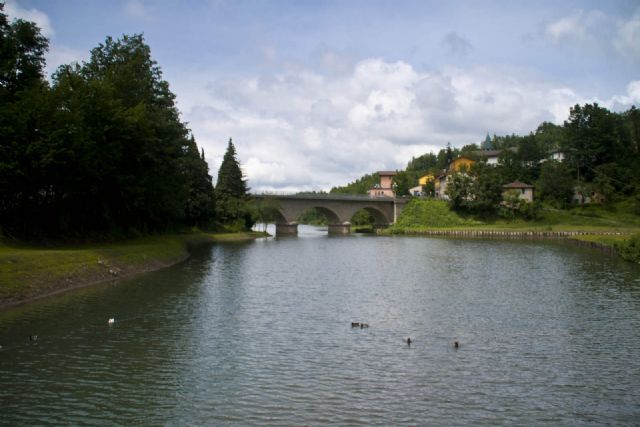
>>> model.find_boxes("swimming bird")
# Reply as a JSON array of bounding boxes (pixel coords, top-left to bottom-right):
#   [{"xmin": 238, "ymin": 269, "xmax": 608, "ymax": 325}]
[
  {"xmin": 108, "ymin": 318, "xmax": 115, "ymax": 325},
  {"xmin": 405, "ymin": 337, "xmax": 412, "ymax": 346},
  {"xmin": 360, "ymin": 323, "xmax": 369, "ymax": 329},
  {"xmin": 454, "ymin": 341, "xmax": 459, "ymax": 349},
  {"xmin": 29, "ymin": 335, "xmax": 38, "ymax": 342},
  {"xmin": 351, "ymin": 322, "xmax": 360, "ymax": 328}
]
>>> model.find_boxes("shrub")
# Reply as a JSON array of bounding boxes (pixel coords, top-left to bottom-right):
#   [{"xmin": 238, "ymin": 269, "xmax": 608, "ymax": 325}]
[
  {"xmin": 615, "ymin": 233, "xmax": 640, "ymax": 264},
  {"xmin": 500, "ymin": 191, "xmax": 540, "ymax": 220}
]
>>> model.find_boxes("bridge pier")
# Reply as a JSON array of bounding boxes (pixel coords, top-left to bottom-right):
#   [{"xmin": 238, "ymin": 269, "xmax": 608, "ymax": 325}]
[
  {"xmin": 276, "ymin": 222, "xmax": 298, "ymax": 236},
  {"xmin": 328, "ymin": 222, "xmax": 351, "ymax": 235}
]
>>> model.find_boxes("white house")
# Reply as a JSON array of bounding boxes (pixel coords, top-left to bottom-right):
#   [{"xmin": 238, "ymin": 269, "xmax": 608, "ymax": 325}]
[
  {"xmin": 549, "ymin": 150, "xmax": 565, "ymax": 162},
  {"xmin": 502, "ymin": 181, "xmax": 534, "ymax": 202}
]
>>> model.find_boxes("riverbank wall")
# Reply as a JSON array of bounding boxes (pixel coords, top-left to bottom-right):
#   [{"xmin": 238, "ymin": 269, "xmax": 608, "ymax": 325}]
[
  {"xmin": 567, "ymin": 238, "xmax": 618, "ymax": 256},
  {"xmin": 385, "ymin": 229, "xmax": 623, "ymax": 257},
  {"xmin": 387, "ymin": 229, "xmax": 622, "ymax": 238}
]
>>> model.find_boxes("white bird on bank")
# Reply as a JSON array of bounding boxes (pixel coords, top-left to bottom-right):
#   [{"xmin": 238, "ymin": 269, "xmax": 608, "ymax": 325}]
[{"xmin": 108, "ymin": 318, "xmax": 115, "ymax": 325}]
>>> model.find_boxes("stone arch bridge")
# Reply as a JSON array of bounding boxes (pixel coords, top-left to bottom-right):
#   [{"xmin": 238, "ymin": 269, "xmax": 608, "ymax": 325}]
[{"xmin": 253, "ymin": 194, "xmax": 409, "ymax": 235}]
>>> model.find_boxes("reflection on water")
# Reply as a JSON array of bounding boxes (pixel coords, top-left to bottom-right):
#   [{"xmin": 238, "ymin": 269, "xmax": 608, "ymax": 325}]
[{"xmin": 1, "ymin": 225, "xmax": 640, "ymax": 425}]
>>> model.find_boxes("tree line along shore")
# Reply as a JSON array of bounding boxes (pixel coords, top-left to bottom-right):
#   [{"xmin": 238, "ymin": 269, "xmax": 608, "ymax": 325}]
[
  {"xmin": 1, "ymin": 7, "xmax": 254, "ymax": 242},
  {"xmin": 0, "ymin": 7, "xmax": 268, "ymax": 308}
]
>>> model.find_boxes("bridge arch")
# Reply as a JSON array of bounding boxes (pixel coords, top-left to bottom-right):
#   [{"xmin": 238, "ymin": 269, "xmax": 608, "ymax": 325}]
[
  {"xmin": 253, "ymin": 194, "xmax": 407, "ymax": 236},
  {"xmin": 297, "ymin": 206, "xmax": 341, "ymax": 225},
  {"xmin": 349, "ymin": 206, "xmax": 390, "ymax": 227}
]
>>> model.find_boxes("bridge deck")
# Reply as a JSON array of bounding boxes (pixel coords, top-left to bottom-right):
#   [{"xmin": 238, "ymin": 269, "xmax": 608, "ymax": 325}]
[{"xmin": 253, "ymin": 193, "xmax": 408, "ymax": 202}]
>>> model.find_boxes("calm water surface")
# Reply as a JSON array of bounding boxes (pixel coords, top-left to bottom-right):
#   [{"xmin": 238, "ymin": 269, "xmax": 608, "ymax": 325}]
[{"xmin": 2, "ymin": 225, "xmax": 640, "ymax": 425}]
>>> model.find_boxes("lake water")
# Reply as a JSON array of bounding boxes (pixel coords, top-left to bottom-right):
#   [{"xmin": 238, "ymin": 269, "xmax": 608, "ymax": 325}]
[{"xmin": 2, "ymin": 225, "xmax": 640, "ymax": 425}]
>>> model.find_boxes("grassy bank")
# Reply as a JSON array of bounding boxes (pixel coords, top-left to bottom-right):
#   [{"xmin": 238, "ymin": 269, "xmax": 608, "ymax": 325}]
[
  {"xmin": 570, "ymin": 232, "xmax": 640, "ymax": 264},
  {"xmin": 383, "ymin": 199, "xmax": 640, "ymax": 264},
  {"xmin": 387, "ymin": 199, "xmax": 640, "ymax": 233},
  {"xmin": 0, "ymin": 231, "xmax": 269, "ymax": 308}
]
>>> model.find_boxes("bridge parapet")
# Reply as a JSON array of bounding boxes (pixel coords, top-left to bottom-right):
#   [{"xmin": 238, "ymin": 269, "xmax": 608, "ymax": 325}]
[{"xmin": 253, "ymin": 193, "xmax": 395, "ymax": 201}]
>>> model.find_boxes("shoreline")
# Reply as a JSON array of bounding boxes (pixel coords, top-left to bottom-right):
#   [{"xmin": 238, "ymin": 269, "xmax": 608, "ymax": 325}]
[
  {"xmin": 381, "ymin": 229, "xmax": 625, "ymax": 238},
  {"xmin": 3, "ymin": 251, "xmax": 192, "ymax": 310},
  {"xmin": 379, "ymin": 227, "xmax": 629, "ymax": 259},
  {"xmin": 0, "ymin": 231, "xmax": 269, "ymax": 310},
  {"xmin": 1, "ymin": 227, "xmax": 634, "ymax": 310}
]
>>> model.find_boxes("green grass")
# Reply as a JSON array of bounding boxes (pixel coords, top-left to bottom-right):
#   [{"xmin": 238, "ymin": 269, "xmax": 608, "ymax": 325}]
[
  {"xmin": 569, "ymin": 234, "xmax": 627, "ymax": 246},
  {"xmin": 0, "ymin": 231, "xmax": 269, "ymax": 307},
  {"xmin": 352, "ymin": 225, "xmax": 375, "ymax": 233},
  {"xmin": 204, "ymin": 231, "xmax": 269, "ymax": 241},
  {"xmin": 385, "ymin": 198, "xmax": 640, "ymax": 263},
  {"xmin": 612, "ymin": 233, "xmax": 640, "ymax": 264},
  {"xmin": 390, "ymin": 199, "xmax": 481, "ymax": 229},
  {"xmin": 387, "ymin": 199, "xmax": 640, "ymax": 234}
]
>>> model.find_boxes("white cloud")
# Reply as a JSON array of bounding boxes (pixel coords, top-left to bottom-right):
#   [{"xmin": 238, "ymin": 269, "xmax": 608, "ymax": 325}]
[
  {"xmin": 614, "ymin": 9, "xmax": 640, "ymax": 61},
  {"xmin": 124, "ymin": 0, "xmax": 153, "ymax": 20},
  {"xmin": 608, "ymin": 81, "xmax": 640, "ymax": 110},
  {"xmin": 4, "ymin": 0, "xmax": 54, "ymax": 37},
  {"xmin": 2, "ymin": 1, "xmax": 90, "ymax": 79},
  {"xmin": 45, "ymin": 45, "xmax": 87, "ymax": 78},
  {"xmin": 545, "ymin": 9, "xmax": 609, "ymax": 44},
  {"xmin": 3, "ymin": 1, "xmax": 86, "ymax": 79},
  {"xmin": 545, "ymin": 8, "xmax": 640, "ymax": 62},
  {"xmin": 546, "ymin": 10, "xmax": 588, "ymax": 43},
  {"xmin": 178, "ymin": 58, "xmax": 633, "ymax": 193}
]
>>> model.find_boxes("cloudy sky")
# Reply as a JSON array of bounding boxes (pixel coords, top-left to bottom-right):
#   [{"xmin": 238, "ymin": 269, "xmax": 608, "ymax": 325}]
[{"xmin": 5, "ymin": 0, "xmax": 640, "ymax": 192}]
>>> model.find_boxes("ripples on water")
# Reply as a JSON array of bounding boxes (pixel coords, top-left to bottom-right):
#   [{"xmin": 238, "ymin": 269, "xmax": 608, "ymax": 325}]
[{"xmin": 1, "ymin": 225, "xmax": 640, "ymax": 425}]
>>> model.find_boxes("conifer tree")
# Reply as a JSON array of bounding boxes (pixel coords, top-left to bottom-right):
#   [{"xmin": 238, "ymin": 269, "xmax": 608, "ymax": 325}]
[
  {"xmin": 215, "ymin": 139, "xmax": 250, "ymax": 227},
  {"xmin": 183, "ymin": 135, "xmax": 215, "ymax": 227},
  {"xmin": 216, "ymin": 139, "xmax": 248, "ymax": 197}
]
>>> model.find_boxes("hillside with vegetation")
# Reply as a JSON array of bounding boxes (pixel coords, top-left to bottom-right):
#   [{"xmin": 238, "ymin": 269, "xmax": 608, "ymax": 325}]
[
  {"xmin": 330, "ymin": 173, "xmax": 380, "ymax": 195},
  {"xmin": 390, "ymin": 199, "xmax": 640, "ymax": 232},
  {"xmin": 331, "ymin": 101, "xmax": 640, "ymax": 261},
  {"xmin": 332, "ymin": 103, "xmax": 640, "ymax": 223}
]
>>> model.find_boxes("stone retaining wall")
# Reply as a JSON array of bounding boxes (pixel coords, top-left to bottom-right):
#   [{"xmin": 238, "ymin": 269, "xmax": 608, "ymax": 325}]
[
  {"xmin": 392, "ymin": 229, "xmax": 621, "ymax": 256},
  {"xmin": 394, "ymin": 230, "xmax": 622, "ymax": 238}
]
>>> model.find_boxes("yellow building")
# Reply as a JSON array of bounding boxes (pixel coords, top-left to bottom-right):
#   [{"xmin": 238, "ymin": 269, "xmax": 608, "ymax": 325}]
[
  {"xmin": 434, "ymin": 156, "xmax": 476, "ymax": 199},
  {"xmin": 448, "ymin": 156, "xmax": 475, "ymax": 173},
  {"xmin": 418, "ymin": 174, "xmax": 434, "ymax": 186}
]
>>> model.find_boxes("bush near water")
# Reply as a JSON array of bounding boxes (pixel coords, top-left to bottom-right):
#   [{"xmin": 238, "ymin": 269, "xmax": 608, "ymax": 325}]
[{"xmin": 616, "ymin": 233, "xmax": 640, "ymax": 264}]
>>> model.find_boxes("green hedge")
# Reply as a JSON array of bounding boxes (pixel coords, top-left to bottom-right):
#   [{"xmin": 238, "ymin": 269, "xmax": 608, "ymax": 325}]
[{"xmin": 615, "ymin": 233, "xmax": 640, "ymax": 264}]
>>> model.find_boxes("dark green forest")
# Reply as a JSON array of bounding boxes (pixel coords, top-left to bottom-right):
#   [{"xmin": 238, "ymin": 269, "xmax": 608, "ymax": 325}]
[{"xmin": 0, "ymin": 6, "xmax": 249, "ymax": 239}]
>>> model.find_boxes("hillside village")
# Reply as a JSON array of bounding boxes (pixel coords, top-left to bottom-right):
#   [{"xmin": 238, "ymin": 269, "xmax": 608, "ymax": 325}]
[
  {"xmin": 333, "ymin": 103, "xmax": 640, "ymax": 220},
  {"xmin": 370, "ymin": 144, "xmax": 550, "ymax": 204}
]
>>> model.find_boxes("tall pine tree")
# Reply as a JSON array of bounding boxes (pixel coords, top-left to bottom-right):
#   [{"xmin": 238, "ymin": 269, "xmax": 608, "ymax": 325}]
[
  {"xmin": 216, "ymin": 139, "xmax": 248, "ymax": 197},
  {"xmin": 215, "ymin": 139, "xmax": 250, "ymax": 228}
]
